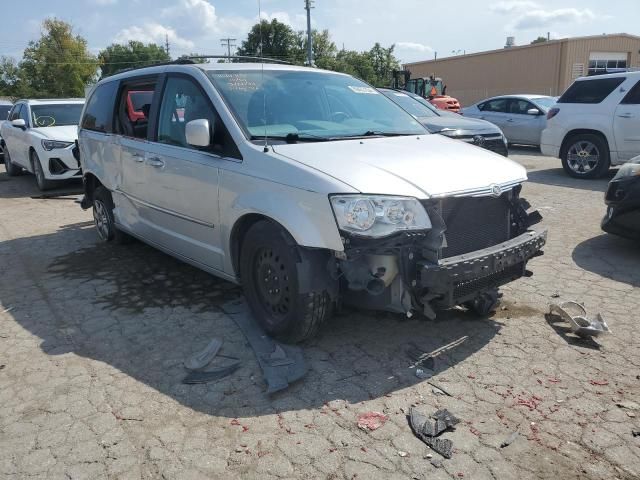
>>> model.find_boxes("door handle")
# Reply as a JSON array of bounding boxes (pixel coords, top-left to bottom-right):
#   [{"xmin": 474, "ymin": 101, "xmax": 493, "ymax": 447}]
[
  {"xmin": 132, "ymin": 152, "xmax": 144, "ymax": 162},
  {"xmin": 617, "ymin": 113, "xmax": 633, "ymax": 118},
  {"xmin": 146, "ymin": 157, "xmax": 165, "ymax": 167}
]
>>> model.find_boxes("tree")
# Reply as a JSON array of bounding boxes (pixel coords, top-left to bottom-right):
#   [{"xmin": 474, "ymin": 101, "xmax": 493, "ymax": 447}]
[
  {"xmin": 99, "ymin": 41, "xmax": 170, "ymax": 78},
  {"xmin": 368, "ymin": 43, "xmax": 400, "ymax": 86},
  {"xmin": 236, "ymin": 19, "xmax": 298, "ymax": 62},
  {"xmin": 531, "ymin": 36, "xmax": 548, "ymax": 44},
  {"xmin": 0, "ymin": 56, "xmax": 22, "ymax": 99},
  {"xmin": 293, "ymin": 29, "xmax": 337, "ymax": 67},
  {"xmin": 18, "ymin": 18, "xmax": 98, "ymax": 97},
  {"xmin": 178, "ymin": 53, "xmax": 210, "ymax": 64}
]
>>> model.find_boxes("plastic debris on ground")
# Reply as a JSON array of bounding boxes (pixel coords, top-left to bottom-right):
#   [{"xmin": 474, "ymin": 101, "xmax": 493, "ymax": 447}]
[
  {"xmin": 500, "ymin": 431, "xmax": 519, "ymax": 448},
  {"xmin": 357, "ymin": 411, "xmax": 388, "ymax": 431},
  {"xmin": 548, "ymin": 301, "xmax": 610, "ymax": 337},
  {"xmin": 409, "ymin": 407, "xmax": 460, "ymax": 459},
  {"xmin": 184, "ymin": 338, "xmax": 223, "ymax": 371}
]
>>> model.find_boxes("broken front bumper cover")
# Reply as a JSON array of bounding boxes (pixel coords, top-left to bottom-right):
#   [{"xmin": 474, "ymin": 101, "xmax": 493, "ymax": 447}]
[{"xmin": 418, "ymin": 228, "xmax": 547, "ymax": 307}]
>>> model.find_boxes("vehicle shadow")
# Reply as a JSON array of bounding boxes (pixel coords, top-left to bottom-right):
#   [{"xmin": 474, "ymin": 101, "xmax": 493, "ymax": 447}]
[
  {"xmin": 0, "ymin": 167, "xmax": 82, "ymax": 199},
  {"xmin": 1, "ymin": 222, "xmax": 502, "ymax": 417},
  {"xmin": 526, "ymin": 167, "xmax": 615, "ymax": 193},
  {"xmin": 572, "ymin": 233, "xmax": 640, "ymax": 288}
]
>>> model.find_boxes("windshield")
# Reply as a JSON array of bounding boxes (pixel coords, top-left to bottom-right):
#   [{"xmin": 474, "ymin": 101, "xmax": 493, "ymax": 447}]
[
  {"xmin": 531, "ymin": 97, "xmax": 557, "ymax": 110},
  {"xmin": 379, "ymin": 89, "xmax": 438, "ymax": 118},
  {"xmin": 0, "ymin": 105, "xmax": 11, "ymax": 120},
  {"xmin": 31, "ymin": 104, "xmax": 84, "ymax": 127},
  {"xmin": 207, "ymin": 70, "xmax": 425, "ymax": 140}
]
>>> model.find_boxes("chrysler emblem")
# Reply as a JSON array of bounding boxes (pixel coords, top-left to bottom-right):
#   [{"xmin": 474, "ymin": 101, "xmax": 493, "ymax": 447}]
[
  {"xmin": 473, "ymin": 135, "xmax": 485, "ymax": 147},
  {"xmin": 490, "ymin": 184, "xmax": 502, "ymax": 197}
]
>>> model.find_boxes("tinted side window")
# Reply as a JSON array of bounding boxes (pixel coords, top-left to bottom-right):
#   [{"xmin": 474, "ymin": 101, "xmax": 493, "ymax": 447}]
[
  {"xmin": 620, "ymin": 80, "xmax": 640, "ymax": 105},
  {"xmin": 480, "ymin": 99, "xmax": 507, "ymax": 113},
  {"xmin": 157, "ymin": 75, "xmax": 241, "ymax": 159},
  {"xmin": 558, "ymin": 77, "xmax": 625, "ymax": 104},
  {"xmin": 81, "ymin": 81, "xmax": 118, "ymax": 133},
  {"xmin": 508, "ymin": 99, "xmax": 536, "ymax": 114},
  {"xmin": 8, "ymin": 104, "xmax": 21, "ymax": 121},
  {"xmin": 0, "ymin": 105, "xmax": 12, "ymax": 120},
  {"xmin": 18, "ymin": 105, "xmax": 30, "ymax": 125}
]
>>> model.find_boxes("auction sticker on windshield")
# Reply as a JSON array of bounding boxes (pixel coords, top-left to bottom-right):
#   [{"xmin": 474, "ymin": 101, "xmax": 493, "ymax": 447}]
[{"xmin": 348, "ymin": 86, "xmax": 378, "ymax": 94}]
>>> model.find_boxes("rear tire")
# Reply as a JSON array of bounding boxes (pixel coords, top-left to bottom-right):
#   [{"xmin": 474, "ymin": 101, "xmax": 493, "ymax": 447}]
[
  {"xmin": 31, "ymin": 151, "xmax": 55, "ymax": 191},
  {"xmin": 561, "ymin": 134, "xmax": 610, "ymax": 179},
  {"xmin": 93, "ymin": 186, "xmax": 132, "ymax": 244},
  {"xmin": 3, "ymin": 147, "xmax": 22, "ymax": 176},
  {"xmin": 239, "ymin": 220, "xmax": 332, "ymax": 343}
]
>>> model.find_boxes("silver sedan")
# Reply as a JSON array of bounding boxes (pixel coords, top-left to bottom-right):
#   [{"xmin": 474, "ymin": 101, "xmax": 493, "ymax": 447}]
[{"xmin": 463, "ymin": 94, "xmax": 557, "ymax": 146}]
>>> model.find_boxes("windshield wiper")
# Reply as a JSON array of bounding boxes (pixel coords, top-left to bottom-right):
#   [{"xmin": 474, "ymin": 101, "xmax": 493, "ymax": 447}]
[{"xmin": 249, "ymin": 132, "xmax": 331, "ymax": 144}]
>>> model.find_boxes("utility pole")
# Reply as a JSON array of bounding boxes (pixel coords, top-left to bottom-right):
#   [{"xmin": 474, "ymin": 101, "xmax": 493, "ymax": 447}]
[
  {"xmin": 304, "ymin": 0, "xmax": 314, "ymax": 66},
  {"xmin": 165, "ymin": 34, "xmax": 170, "ymax": 57},
  {"xmin": 220, "ymin": 38, "xmax": 237, "ymax": 62}
]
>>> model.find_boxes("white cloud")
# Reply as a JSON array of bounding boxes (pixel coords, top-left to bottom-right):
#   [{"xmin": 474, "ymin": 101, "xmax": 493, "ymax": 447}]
[
  {"xmin": 161, "ymin": 0, "xmax": 218, "ymax": 33},
  {"xmin": 354, "ymin": 18, "xmax": 364, "ymax": 25},
  {"xmin": 114, "ymin": 23, "xmax": 194, "ymax": 50},
  {"xmin": 91, "ymin": 0, "xmax": 117, "ymax": 5},
  {"xmin": 514, "ymin": 8, "xmax": 596, "ymax": 29},
  {"xmin": 396, "ymin": 42, "xmax": 433, "ymax": 53},
  {"xmin": 489, "ymin": 1, "xmax": 539, "ymax": 14}
]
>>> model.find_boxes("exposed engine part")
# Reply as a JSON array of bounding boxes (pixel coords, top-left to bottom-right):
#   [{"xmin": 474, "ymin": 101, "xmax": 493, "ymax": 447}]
[{"xmin": 338, "ymin": 254, "xmax": 400, "ymax": 296}]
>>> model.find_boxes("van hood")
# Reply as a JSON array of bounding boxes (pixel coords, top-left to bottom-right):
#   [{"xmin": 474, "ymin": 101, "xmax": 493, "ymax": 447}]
[
  {"xmin": 272, "ymin": 134, "xmax": 526, "ymax": 198},
  {"xmin": 32, "ymin": 125, "xmax": 78, "ymax": 142},
  {"xmin": 419, "ymin": 115, "xmax": 501, "ymax": 134}
]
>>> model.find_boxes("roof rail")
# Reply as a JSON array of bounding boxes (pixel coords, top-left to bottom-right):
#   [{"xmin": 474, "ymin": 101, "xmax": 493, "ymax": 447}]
[{"xmin": 112, "ymin": 55, "xmax": 293, "ymax": 75}]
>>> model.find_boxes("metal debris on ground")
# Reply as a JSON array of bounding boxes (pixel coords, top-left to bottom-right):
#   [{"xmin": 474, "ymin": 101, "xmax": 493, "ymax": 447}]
[
  {"xmin": 357, "ymin": 411, "xmax": 388, "ymax": 431},
  {"xmin": 221, "ymin": 299, "xmax": 307, "ymax": 394},
  {"xmin": 409, "ymin": 407, "xmax": 460, "ymax": 459},
  {"xmin": 500, "ymin": 431, "xmax": 519, "ymax": 448},
  {"xmin": 184, "ymin": 338, "xmax": 223, "ymax": 371},
  {"xmin": 427, "ymin": 381, "xmax": 453, "ymax": 397},
  {"xmin": 548, "ymin": 302, "xmax": 610, "ymax": 337},
  {"xmin": 632, "ymin": 430, "xmax": 640, "ymax": 438},
  {"xmin": 407, "ymin": 337, "xmax": 468, "ymax": 369}
]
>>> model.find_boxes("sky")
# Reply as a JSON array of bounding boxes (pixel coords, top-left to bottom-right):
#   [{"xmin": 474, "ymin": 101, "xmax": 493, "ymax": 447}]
[{"xmin": 1, "ymin": 0, "xmax": 639, "ymax": 64}]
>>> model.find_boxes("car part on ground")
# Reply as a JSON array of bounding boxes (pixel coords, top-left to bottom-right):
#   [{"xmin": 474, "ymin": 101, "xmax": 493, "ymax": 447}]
[
  {"xmin": 409, "ymin": 407, "xmax": 460, "ymax": 459},
  {"xmin": 548, "ymin": 301, "xmax": 610, "ymax": 337},
  {"xmin": 221, "ymin": 299, "xmax": 307, "ymax": 394},
  {"xmin": 182, "ymin": 361, "xmax": 241, "ymax": 384},
  {"xmin": 184, "ymin": 338, "xmax": 224, "ymax": 371},
  {"xmin": 602, "ymin": 157, "xmax": 640, "ymax": 239}
]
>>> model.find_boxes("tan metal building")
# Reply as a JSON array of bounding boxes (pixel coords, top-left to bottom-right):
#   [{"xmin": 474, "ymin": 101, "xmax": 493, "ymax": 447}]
[{"xmin": 404, "ymin": 33, "xmax": 640, "ymax": 106}]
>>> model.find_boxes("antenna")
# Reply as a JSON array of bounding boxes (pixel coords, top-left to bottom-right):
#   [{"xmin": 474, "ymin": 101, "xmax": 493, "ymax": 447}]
[{"xmin": 258, "ymin": 0, "xmax": 268, "ymax": 152}]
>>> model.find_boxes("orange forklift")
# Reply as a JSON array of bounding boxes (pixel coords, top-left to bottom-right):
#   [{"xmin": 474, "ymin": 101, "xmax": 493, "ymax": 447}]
[{"xmin": 392, "ymin": 70, "xmax": 461, "ymax": 113}]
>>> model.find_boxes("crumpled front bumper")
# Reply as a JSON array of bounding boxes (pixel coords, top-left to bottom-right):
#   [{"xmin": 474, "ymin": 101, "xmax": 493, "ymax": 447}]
[{"xmin": 417, "ymin": 228, "xmax": 547, "ymax": 307}]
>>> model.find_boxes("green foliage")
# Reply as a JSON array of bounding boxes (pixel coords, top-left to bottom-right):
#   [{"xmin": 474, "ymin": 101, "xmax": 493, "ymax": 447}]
[
  {"xmin": 0, "ymin": 56, "xmax": 22, "ymax": 99},
  {"xmin": 531, "ymin": 36, "xmax": 548, "ymax": 44},
  {"xmin": 99, "ymin": 41, "xmax": 170, "ymax": 78},
  {"xmin": 236, "ymin": 19, "xmax": 299, "ymax": 62},
  {"xmin": 15, "ymin": 18, "xmax": 98, "ymax": 98}
]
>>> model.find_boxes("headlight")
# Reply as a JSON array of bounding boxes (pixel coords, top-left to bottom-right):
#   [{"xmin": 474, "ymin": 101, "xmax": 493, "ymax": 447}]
[
  {"xmin": 330, "ymin": 195, "xmax": 431, "ymax": 238},
  {"xmin": 41, "ymin": 140, "xmax": 73, "ymax": 151},
  {"xmin": 613, "ymin": 158, "xmax": 640, "ymax": 180}
]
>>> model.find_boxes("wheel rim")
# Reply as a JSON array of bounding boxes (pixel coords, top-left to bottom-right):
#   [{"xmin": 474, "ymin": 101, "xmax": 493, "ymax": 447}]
[
  {"xmin": 93, "ymin": 200, "xmax": 110, "ymax": 240},
  {"xmin": 253, "ymin": 247, "xmax": 292, "ymax": 324},
  {"xmin": 32, "ymin": 155, "xmax": 44, "ymax": 186},
  {"xmin": 567, "ymin": 141, "xmax": 600, "ymax": 174}
]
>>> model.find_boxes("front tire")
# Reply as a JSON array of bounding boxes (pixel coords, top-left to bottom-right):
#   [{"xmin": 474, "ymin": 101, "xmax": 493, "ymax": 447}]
[
  {"xmin": 561, "ymin": 134, "xmax": 610, "ymax": 179},
  {"xmin": 31, "ymin": 151, "xmax": 54, "ymax": 190},
  {"xmin": 239, "ymin": 220, "xmax": 333, "ymax": 343},
  {"xmin": 93, "ymin": 186, "xmax": 131, "ymax": 244},
  {"xmin": 3, "ymin": 147, "xmax": 22, "ymax": 176}
]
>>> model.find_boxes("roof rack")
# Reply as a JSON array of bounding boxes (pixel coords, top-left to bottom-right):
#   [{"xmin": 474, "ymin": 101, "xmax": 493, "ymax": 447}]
[{"xmin": 113, "ymin": 55, "xmax": 293, "ymax": 75}]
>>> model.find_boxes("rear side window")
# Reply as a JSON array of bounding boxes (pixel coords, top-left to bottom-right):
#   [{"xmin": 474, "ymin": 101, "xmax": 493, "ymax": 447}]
[
  {"xmin": 558, "ymin": 77, "xmax": 625, "ymax": 104},
  {"xmin": 82, "ymin": 81, "xmax": 118, "ymax": 133},
  {"xmin": 479, "ymin": 99, "xmax": 507, "ymax": 112},
  {"xmin": 620, "ymin": 80, "xmax": 640, "ymax": 105}
]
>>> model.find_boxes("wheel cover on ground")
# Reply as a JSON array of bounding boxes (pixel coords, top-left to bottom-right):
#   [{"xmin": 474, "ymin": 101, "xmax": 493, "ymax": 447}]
[
  {"xmin": 567, "ymin": 141, "xmax": 600, "ymax": 174},
  {"xmin": 93, "ymin": 200, "xmax": 110, "ymax": 240},
  {"xmin": 253, "ymin": 247, "xmax": 292, "ymax": 325}
]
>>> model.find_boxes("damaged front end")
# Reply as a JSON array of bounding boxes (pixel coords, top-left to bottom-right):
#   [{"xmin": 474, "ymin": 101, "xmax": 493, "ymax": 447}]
[{"xmin": 330, "ymin": 185, "xmax": 546, "ymax": 318}]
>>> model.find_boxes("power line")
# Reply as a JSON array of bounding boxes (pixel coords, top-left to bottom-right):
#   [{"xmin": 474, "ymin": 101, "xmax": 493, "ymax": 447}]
[{"xmin": 220, "ymin": 38, "xmax": 237, "ymax": 62}]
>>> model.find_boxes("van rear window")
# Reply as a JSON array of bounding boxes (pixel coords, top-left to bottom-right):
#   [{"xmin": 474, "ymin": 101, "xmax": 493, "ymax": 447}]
[
  {"xmin": 82, "ymin": 81, "xmax": 118, "ymax": 133},
  {"xmin": 558, "ymin": 77, "xmax": 625, "ymax": 104}
]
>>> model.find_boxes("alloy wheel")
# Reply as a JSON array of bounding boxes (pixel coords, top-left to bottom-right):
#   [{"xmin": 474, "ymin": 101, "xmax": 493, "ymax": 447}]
[
  {"xmin": 566, "ymin": 141, "xmax": 600, "ymax": 175},
  {"xmin": 93, "ymin": 199, "xmax": 111, "ymax": 240}
]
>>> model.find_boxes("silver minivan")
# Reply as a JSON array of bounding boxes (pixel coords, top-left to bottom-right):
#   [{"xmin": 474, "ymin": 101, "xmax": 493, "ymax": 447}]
[{"xmin": 78, "ymin": 61, "xmax": 547, "ymax": 342}]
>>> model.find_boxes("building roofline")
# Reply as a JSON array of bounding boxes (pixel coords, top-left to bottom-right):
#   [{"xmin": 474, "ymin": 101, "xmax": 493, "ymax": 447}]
[{"xmin": 404, "ymin": 33, "xmax": 640, "ymax": 67}]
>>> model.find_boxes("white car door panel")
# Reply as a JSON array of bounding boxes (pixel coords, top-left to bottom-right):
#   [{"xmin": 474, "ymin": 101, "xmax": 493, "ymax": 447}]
[{"xmin": 613, "ymin": 80, "xmax": 640, "ymax": 160}]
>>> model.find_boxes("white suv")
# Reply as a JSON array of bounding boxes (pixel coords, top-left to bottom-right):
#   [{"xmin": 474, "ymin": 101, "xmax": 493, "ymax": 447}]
[
  {"xmin": 78, "ymin": 61, "xmax": 546, "ymax": 342},
  {"xmin": 541, "ymin": 71, "xmax": 640, "ymax": 178},
  {"xmin": 1, "ymin": 99, "xmax": 84, "ymax": 190}
]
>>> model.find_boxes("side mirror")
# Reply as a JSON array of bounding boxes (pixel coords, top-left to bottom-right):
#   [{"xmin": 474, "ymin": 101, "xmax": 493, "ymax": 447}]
[
  {"xmin": 11, "ymin": 119, "xmax": 26, "ymax": 129},
  {"xmin": 185, "ymin": 119, "xmax": 211, "ymax": 148},
  {"xmin": 527, "ymin": 108, "xmax": 541, "ymax": 116}
]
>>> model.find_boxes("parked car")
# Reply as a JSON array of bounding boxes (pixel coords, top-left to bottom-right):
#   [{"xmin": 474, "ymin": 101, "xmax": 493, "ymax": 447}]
[
  {"xmin": 1, "ymin": 99, "xmax": 84, "ymax": 190},
  {"xmin": 0, "ymin": 100, "xmax": 13, "ymax": 163},
  {"xmin": 463, "ymin": 94, "xmax": 557, "ymax": 146},
  {"xmin": 78, "ymin": 62, "xmax": 546, "ymax": 342},
  {"xmin": 379, "ymin": 88, "xmax": 508, "ymax": 156},
  {"xmin": 542, "ymin": 71, "xmax": 640, "ymax": 178},
  {"xmin": 602, "ymin": 155, "xmax": 640, "ymax": 239}
]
